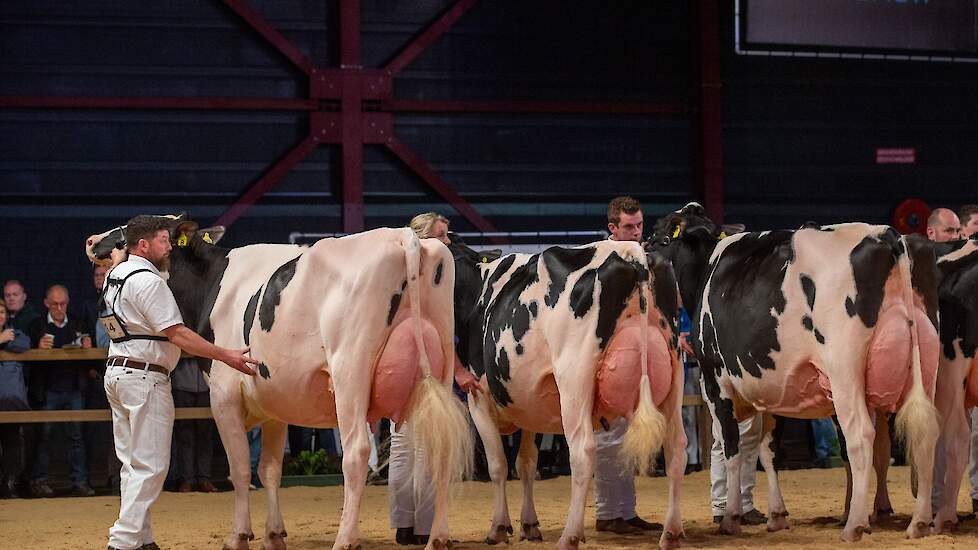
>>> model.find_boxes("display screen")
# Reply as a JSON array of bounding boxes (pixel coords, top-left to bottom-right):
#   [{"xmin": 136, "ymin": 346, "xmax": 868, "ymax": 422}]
[{"xmin": 741, "ymin": 0, "xmax": 978, "ymax": 55}]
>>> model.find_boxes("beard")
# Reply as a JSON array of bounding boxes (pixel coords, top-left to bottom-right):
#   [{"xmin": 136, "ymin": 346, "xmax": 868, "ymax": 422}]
[{"xmin": 151, "ymin": 253, "xmax": 170, "ymax": 272}]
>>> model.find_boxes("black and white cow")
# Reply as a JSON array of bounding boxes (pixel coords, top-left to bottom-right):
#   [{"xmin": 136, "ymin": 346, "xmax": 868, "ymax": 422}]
[
  {"xmin": 648, "ymin": 203, "xmax": 939, "ymax": 541},
  {"xmin": 86, "ymin": 216, "xmax": 472, "ymax": 550},
  {"xmin": 450, "ymin": 238, "xmax": 687, "ymax": 550}
]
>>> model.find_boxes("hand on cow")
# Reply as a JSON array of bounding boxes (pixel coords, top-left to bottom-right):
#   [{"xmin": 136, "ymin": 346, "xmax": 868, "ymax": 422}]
[
  {"xmin": 454, "ymin": 366, "xmax": 482, "ymax": 396},
  {"xmin": 679, "ymin": 332, "xmax": 694, "ymax": 356},
  {"xmin": 222, "ymin": 346, "xmax": 259, "ymax": 376}
]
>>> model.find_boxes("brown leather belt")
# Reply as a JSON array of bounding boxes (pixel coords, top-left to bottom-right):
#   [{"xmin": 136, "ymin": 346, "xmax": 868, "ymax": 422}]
[{"xmin": 106, "ymin": 356, "xmax": 169, "ymax": 376}]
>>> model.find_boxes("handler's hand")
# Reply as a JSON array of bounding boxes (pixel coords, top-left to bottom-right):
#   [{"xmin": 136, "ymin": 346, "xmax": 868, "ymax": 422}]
[
  {"xmin": 454, "ymin": 367, "xmax": 482, "ymax": 396},
  {"xmin": 223, "ymin": 346, "xmax": 259, "ymax": 376}
]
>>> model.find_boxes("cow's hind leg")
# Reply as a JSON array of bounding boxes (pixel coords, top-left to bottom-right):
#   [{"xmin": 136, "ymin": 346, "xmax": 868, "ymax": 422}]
[
  {"xmin": 210, "ymin": 373, "xmax": 255, "ymax": 550},
  {"xmin": 834, "ymin": 384, "xmax": 875, "ymax": 542},
  {"xmin": 468, "ymin": 396, "xmax": 513, "ymax": 545},
  {"xmin": 555, "ymin": 360, "xmax": 597, "ymax": 550},
  {"xmin": 701, "ymin": 371, "xmax": 743, "ymax": 536},
  {"xmin": 660, "ymin": 379, "xmax": 688, "ymax": 549},
  {"xmin": 516, "ymin": 430, "xmax": 543, "ymax": 542},
  {"xmin": 333, "ymin": 380, "xmax": 372, "ymax": 550},
  {"xmin": 870, "ymin": 413, "xmax": 893, "ymax": 522},
  {"xmin": 259, "ymin": 420, "xmax": 289, "ymax": 550},
  {"xmin": 758, "ymin": 414, "xmax": 788, "ymax": 532}
]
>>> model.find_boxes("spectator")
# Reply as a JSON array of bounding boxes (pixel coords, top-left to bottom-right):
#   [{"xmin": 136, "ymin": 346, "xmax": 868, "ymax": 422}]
[
  {"xmin": 4, "ymin": 280, "xmax": 42, "ymax": 333},
  {"xmin": 170, "ymin": 357, "xmax": 218, "ymax": 493},
  {"xmin": 0, "ymin": 301, "xmax": 31, "ymax": 498},
  {"xmin": 959, "ymin": 204, "xmax": 978, "ymax": 238},
  {"xmin": 26, "ymin": 284, "xmax": 95, "ymax": 497},
  {"xmin": 927, "ymin": 207, "xmax": 962, "ymax": 242}
]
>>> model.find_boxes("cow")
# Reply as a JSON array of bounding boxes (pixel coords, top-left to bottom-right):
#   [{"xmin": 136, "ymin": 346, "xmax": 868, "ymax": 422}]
[
  {"xmin": 449, "ymin": 237, "xmax": 687, "ymax": 550},
  {"xmin": 648, "ymin": 202, "xmax": 940, "ymax": 542},
  {"xmin": 85, "ymin": 215, "xmax": 473, "ymax": 550}
]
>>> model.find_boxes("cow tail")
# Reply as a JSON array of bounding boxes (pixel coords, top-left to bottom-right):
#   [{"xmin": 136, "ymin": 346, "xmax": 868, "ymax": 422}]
[
  {"xmin": 621, "ymin": 262, "xmax": 667, "ymax": 475},
  {"xmin": 401, "ymin": 229, "xmax": 474, "ymax": 488},
  {"xmin": 894, "ymin": 237, "xmax": 938, "ymax": 466}
]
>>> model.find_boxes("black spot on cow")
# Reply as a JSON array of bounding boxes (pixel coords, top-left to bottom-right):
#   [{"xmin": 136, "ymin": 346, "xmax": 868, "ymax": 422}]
[
  {"xmin": 243, "ymin": 286, "xmax": 262, "ymax": 346},
  {"xmin": 879, "ymin": 227, "xmax": 905, "ymax": 258},
  {"xmin": 906, "ymin": 234, "xmax": 939, "ymax": 329},
  {"xmin": 528, "ymin": 300, "xmax": 538, "ymax": 319},
  {"xmin": 515, "ymin": 343, "xmax": 524, "ymax": 355},
  {"xmin": 848, "ymin": 236, "xmax": 897, "ymax": 328},
  {"xmin": 475, "ymin": 257, "xmax": 541, "ymax": 406},
  {"xmin": 258, "ymin": 362, "xmax": 271, "ymax": 379},
  {"xmin": 569, "ymin": 268, "xmax": 598, "ymax": 318},
  {"xmin": 434, "ymin": 260, "xmax": 444, "ymax": 286},
  {"xmin": 802, "ymin": 315, "xmax": 814, "ymax": 331},
  {"xmin": 701, "ymin": 364, "xmax": 740, "ymax": 459},
  {"xmin": 800, "ymin": 275, "xmax": 816, "ymax": 311},
  {"xmin": 543, "ymin": 247, "xmax": 596, "ymax": 308},
  {"xmin": 481, "ymin": 255, "xmax": 517, "ymax": 307},
  {"xmin": 934, "ymin": 241, "xmax": 978, "ymax": 361},
  {"xmin": 649, "ymin": 252, "xmax": 679, "ymax": 324},
  {"xmin": 814, "ymin": 328, "xmax": 826, "ymax": 344},
  {"xmin": 845, "ymin": 296, "xmax": 857, "ymax": 317},
  {"xmin": 259, "ymin": 256, "xmax": 300, "ymax": 332},
  {"xmin": 699, "ymin": 231, "xmax": 795, "ymax": 378},
  {"xmin": 386, "ymin": 280, "xmax": 409, "ymax": 326},
  {"xmin": 595, "ymin": 253, "xmax": 644, "ymax": 350},
  {"xmin": 167, "ymin": 237, "xmax": 231, "ymax": 346}
]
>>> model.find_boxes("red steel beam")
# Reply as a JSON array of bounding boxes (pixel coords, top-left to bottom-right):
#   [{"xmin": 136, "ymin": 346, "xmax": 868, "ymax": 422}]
[
  {"xmin": 695, "ymin": 0, "xmax": 724, "ymax": 224},
  {"xmin": 339, "ymin": 0, "xmax": 365, "ymax": 233},
  {"xmin": 384, "ymin": 0, "xmax": 480, "ymax": 76},
  {"xmin": 385, "ymin": 136, "xmax": 503, "ymax": 243},
  {"xmin": 382, "ymin": 99, "xmax": 684, "ymax": 115},
  {"xmin": 212, "ymin": 135, "xmax": 320, "ymax": 228},
  {"xmin": 0, "ymin": 95, "xmax": 318, "ymax": 111},
  {"xmin": 222, "ymin": 0, "xmax": 315, "ymax": 75}
]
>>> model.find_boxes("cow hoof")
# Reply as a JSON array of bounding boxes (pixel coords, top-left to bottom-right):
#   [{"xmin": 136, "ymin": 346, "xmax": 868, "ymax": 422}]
[
  {"xmin": 520, "ymin": 521, "xmax": 543, "ymax": 542},
  {"xmin": 718, "ymin": 515, "xmax": 741, "ymax": 536},
  {"xmin": 556, "ymin": 535, "xmax": 583, "ymax": 550},
  {"xmin": 222, "ymin": 532, "xmax": 255, "ymax": 550},
  {"xmin": 659, "ymin": 530, "xmax": 684, "ymax": 550},
  {"xmin": 428, "ymin": 538, "xmax": 452, "ymax": 550},
  {"xmin": 484, "ymin": 524, "xmax": 512, "ymax": 545},
  {"xmin": 766, "ymin": 511, "xmax": 789, "ymax": 532},
  {"xmin": 840, "ymin": 524, "xmax": 869, "ymax": 542},
  {"xmin": 262, "ymin": 530, "xmax": 288, "ymax": 550},
  {"xmin": 926, "ymin": 519, "xmax": 952, "ymax": 536}
]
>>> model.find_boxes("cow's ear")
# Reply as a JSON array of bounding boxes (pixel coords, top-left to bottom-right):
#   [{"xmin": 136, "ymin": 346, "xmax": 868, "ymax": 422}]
[
  {"xmin": 174, "ymin": 220, "xmax": 199, "ymax": 247},
  {"xmin": 197, "ymin": 226, "xmax": 226, "ymax": 245},
  {"xmin": 721, "ymin": 223, "xmax": 746, "ymax": 235}
]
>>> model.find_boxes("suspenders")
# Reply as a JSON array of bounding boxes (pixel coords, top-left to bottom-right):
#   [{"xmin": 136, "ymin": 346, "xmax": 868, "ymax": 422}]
[{"xmin": 98, "ymin": 268, "xmax": 169, "ymax": 344}]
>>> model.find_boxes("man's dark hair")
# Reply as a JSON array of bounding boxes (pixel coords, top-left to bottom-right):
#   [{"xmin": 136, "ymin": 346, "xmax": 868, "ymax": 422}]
[
  {"xmin": 958, "ymin": 204, "xmax": 978, "ymax": 225},
  {"xmin": 124, "ymin": 215, "xmax": 172, "ymax": 247},
  {"xmin": 607, "ymin": 196, "xmax": 642, "ymax": 225}
]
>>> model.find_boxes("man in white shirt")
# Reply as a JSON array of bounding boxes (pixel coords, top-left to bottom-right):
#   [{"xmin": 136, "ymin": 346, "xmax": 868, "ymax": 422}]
[{"xmin": 102, "ymin": 215, "xmax": 257, "ymax": 550}]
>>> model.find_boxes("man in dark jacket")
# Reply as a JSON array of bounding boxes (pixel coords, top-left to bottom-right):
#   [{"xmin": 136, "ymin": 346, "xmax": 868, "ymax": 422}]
[
  {"xmin": 26, "ymin": 284, "xmax": 95, "ymax": 497},
  {"xmin": 0, "ymin": 301, "xmax": 31, "ymax": 498},
  {"xmin": 3, "ymin": 280, "xmax": 42, "ymax": 333}
]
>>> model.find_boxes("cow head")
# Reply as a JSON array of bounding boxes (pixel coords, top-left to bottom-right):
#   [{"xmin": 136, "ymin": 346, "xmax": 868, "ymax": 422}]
[
  {"xmin": 648, "ymin": 202, "xmax": 737, "ymax": 313},
  {"xmin": 85, "ymin": 213, "xmax": 217, "ymax": 267}
]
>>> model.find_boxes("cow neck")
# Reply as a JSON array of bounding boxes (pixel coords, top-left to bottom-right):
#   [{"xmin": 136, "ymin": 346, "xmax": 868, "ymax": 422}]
[{"xmin": 168, "ymin": 239, "xmax": 231, "ymax": 342}]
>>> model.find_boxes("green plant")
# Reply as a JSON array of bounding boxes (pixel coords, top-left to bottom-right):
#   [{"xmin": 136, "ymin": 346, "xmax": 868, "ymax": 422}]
[{"xmin": 283, "ymin": 449, "xmax": 342, "ymax": 476}]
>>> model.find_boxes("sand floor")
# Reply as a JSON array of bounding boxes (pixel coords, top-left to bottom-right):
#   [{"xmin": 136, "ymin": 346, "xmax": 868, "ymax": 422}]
[{"xmin": 3, "ymin": 466, "xmax": 978, "ymax": 549}]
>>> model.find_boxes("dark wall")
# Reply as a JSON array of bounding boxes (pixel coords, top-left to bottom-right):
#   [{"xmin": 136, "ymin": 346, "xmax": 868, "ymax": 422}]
[
  {"xmin": 719, "ymin": 2, "xmax": 978, "ymax": 230},
  {"xmin": 1, "ymin": 1, "xmax": 692, "ymax": 303}
]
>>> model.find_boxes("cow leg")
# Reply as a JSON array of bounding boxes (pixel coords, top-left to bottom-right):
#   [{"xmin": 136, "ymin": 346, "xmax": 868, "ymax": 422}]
[
  {"xmin": 210, "ymin": 377, "xmax": 255, "ymax": 550},
  {"xmin": 701, "ymin": 371, "xmax": 743, "ymax": 536},
  {"xmin": 333, "ymin": 387, "xmax": 372, "ymax": 550},
  {"xmin": 870, "ymin": 413, "xmax": 893, "ymax": 522},
  {"xmin": 516, "ymin": 430, "xmax": 543, "ymax": 542},
  {"xmin": 933, "ymin": 373, "xmax": 969, "ymax": 533},
  {"xmin": 834, "ymin": 389, "xmax": 875, "ymax": 542},
  {"xmin": 660, "ymin": 384, "xmax": 687, "ymax": 549},
  {"xmin": 757, "ymin": 414, "xmax": 788, "ymax": 532},
  {"xmin": 555, "ymin": 364, "xmax": 597, "ymax": 550},
  {"xmin": 259, "ymin": 420, "xmax": 289, "ymax": 550},
  {"xmin": 467, "ymin": 397, "xmax": 513, "ymax": 545}
]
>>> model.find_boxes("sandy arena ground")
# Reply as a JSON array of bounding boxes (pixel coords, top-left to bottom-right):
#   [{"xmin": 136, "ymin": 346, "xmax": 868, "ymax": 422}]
[{"xmin": 3, "ymin": 466, "xmax": 978, "ymax": 549}]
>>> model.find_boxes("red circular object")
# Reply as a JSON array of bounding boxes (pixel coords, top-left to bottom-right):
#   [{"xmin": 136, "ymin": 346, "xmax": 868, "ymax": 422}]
[{"xmin": 892, "ymin": 198, "xmax": 931, "ymax": 235}]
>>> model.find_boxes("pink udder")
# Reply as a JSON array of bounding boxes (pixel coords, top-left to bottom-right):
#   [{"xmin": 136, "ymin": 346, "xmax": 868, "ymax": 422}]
[
  {"xmin": 865, "ymin": 307, "xmax": 938, "ymax": 412},
  {"xmin": 368, "ymin": 318, "xmax": 446, "ymax": 424},
  {"xmin": 595, "ymin": 326, "xmax": 673, "ymax": 419}
]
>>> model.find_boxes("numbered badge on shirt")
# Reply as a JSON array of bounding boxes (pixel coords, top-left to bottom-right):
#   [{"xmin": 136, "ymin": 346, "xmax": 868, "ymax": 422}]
[{"xmin": 99, "ymin": 313, "xmax": 128, "ymax": 341}]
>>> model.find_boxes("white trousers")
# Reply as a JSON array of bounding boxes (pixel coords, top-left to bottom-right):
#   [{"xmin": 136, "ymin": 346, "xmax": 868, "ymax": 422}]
[
  {"xmin": 970, "ymin": 408, "xmax": 978, "ymax": 500},
  {"xmin": 388, "ymin": 423, "xmax": 435, "ymax": 535},
  {"xmin": 104, "ymin": 365, "xmax": 174, "ymax": 550},
  {"xmin": 709, "ymin": 412, "xmax": 762, "ymax": 516},
  {"xmin": 682, "ymin": 365, "xmax": 701, "ymax": 465},
  {"xmin": 594, "ymin": 417, "xmax": 637, "ymax": 521}
]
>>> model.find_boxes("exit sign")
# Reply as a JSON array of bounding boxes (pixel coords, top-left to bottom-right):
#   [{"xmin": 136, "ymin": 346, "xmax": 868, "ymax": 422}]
[{"xmin": 876, "ymin": 148, "xmax": 916, "ymax": 164}]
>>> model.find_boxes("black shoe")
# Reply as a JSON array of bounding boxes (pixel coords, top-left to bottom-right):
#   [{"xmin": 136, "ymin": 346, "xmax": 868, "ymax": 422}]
[
  {"xmin": 141, "ymin": 543, "xmax": 162, "ymax": 550},
  {"xmin": 684, "ymin": 463, "xmax": 702, "ymax": 475},
  {"xmin": 741, "ymin": 509, "xmax": 768, "ymax": 525},
  {"xmin": 625, "ymin": 516, "xmax": 663, "ymax": 531},
  {"xmin": 713, "ymin": 515, "xmax": 723, "ymax": 524},
  {"xmin": 414, "ymin": 534, "xmax": 430, "ymax": 545},
  {"xmin": 73, "ymin": 482, "xmax": 96, "ymax": 497},
  {"xmin": 0, "ymin": 476, "xmax": 18, "ymax": 498},
  {"xmin": 396, "ymin": 527, "xmax": 416, "ymax": 546},
  {"xmin": 31, "ymin": 481, "xmax": 54, "ymax": 498},
  {"xmin": 596, "ymin": 518, "xmax": 642, "ymax": 535}
]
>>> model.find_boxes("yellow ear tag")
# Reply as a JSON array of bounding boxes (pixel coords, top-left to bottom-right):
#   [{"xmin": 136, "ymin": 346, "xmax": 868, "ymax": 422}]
[
  {"xmin": 672, "ymin": 226, "xmax": 681, "ymax": 239},
  {"xmin": 481, "ymin": 256, "xmax": 488, "ymax": 263},
  {"xmin": 202, "ymin": 232, "xmax": 213, "ymax": 244},
  {"xmin": 719, "ymin": 231, "xmax": 728, "ymax": 239},
  {"xmin": 176, "ymin": 234, "xmax": 188, "ymax": 247}
]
